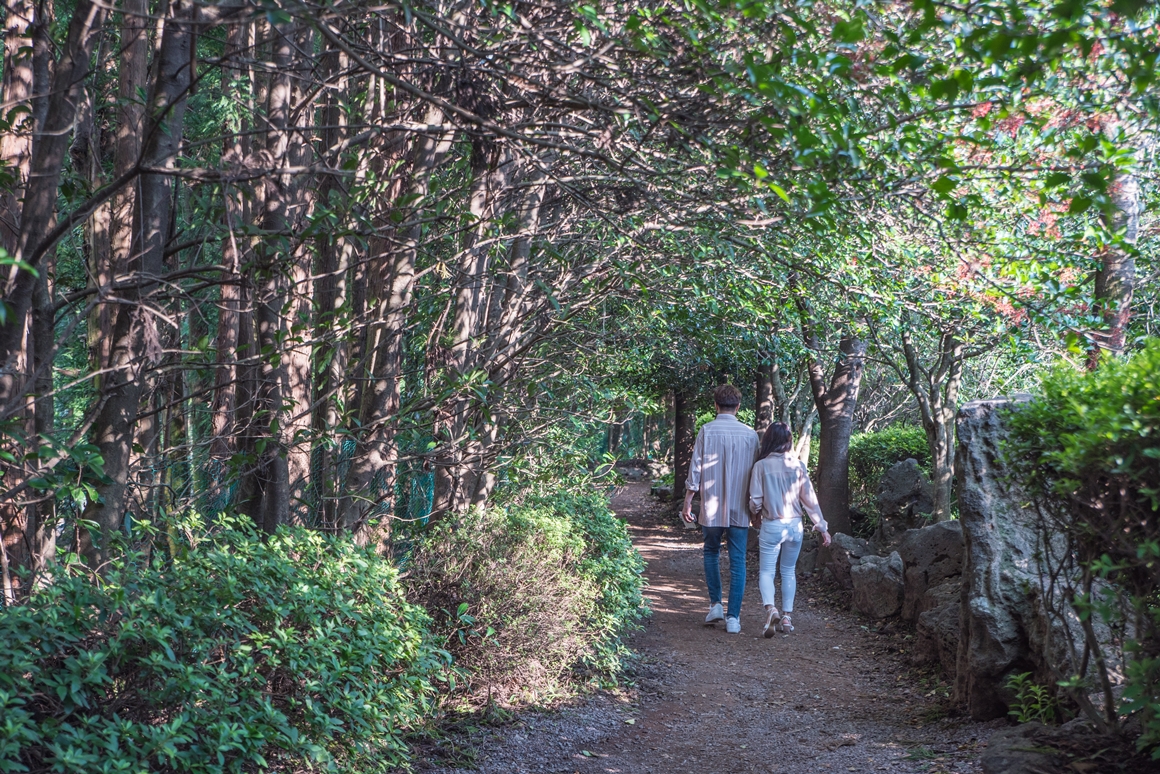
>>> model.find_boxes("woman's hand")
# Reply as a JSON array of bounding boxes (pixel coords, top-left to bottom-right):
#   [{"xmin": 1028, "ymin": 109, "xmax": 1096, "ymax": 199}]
[{"xmin": 820, "ymin": 530, "xmax": 832, "ymax": 547}]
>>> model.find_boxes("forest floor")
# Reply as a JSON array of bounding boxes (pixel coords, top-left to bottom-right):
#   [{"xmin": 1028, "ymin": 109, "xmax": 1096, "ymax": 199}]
[{"xmin": 420, "ymin": 482, "xmax": 1004, "ymax": 774}]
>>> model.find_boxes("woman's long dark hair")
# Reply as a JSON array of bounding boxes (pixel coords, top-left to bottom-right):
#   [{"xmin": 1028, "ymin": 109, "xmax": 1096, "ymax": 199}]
[{"xmin": 759, "ymin": 422, "xmax": 793, "ymax": 459}]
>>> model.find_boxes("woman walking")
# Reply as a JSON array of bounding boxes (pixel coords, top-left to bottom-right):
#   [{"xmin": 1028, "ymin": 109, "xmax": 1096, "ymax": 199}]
[{"xmin": 749, "ymin": 422, "xmax": 831, "ymax": 637}]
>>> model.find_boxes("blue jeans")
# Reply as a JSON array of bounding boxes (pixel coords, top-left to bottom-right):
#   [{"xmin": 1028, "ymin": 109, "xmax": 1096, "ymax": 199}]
[
  {"xmin": 703, "ymin": 525, "xmax": 748, "ymax": 619},
  {"xmin": 758, "ymin": 519, "xmax": 804, "ymax": 612}
]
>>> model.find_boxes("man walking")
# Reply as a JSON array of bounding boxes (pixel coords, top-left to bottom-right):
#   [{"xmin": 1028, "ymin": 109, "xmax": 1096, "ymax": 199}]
[{"xmin": 681, "ymin": 384, "xmax": 760, "ymax": 633}]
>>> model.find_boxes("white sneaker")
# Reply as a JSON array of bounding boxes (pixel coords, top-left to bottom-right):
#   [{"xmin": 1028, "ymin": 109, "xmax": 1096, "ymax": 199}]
[
  {"xmin": 726, "ymin": 617, "xmax": 741, "ymax": 634},
  {"xmin": 704, "ymin": 603, "xmax": 725, "ymax": 624},
  {"xmin": 762, "ymin": 606, "xmax": 779, "ymax": 639}
]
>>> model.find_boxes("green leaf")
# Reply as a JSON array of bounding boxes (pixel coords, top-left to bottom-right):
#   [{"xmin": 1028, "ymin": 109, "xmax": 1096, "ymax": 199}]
[
  {"xmin": 832, "ymin": 18, "xmax": 864, "ymax": 44},
  {"xmin": 931, "ymin": 175, "xmax": 957, "ymax": 196}
]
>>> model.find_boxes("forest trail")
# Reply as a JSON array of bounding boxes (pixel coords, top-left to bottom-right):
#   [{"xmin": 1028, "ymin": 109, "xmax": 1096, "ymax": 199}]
[{"xmin": 424, "ymin": 483, "xmax": 999, "ymax": 773}]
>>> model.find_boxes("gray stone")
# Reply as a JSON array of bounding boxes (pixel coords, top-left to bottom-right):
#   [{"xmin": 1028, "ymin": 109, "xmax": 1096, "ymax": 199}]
[
  {"xmin": 899, "ymin": 520, "xmax": 965, "ymax": 621},
  {"xmin": 797, "ymin": 548, "xmax": 818, "ymax": 576},
  {"xmin": 956, "ymin": 396, "xmax": 1086, "ymax": 721},
  {"xmin": 915, "ymin": 598, "xmax": 961, "ymax": 676},
  {"xmin": 650, "ymin": 483, "xmax": 674, "ymax": 501},
  {"xmin": 797, "ymin": 535, "xmax": 820, "ymax": 576},
  {"xmin": 979, "ymin": 723, "xmax": 1060, "ymax": 774},
  {"xmin": 921, "ymin": 578, "xmax": 961, "ymax": 613},
  {"xmin": 851, "ymin": 551, "xmax": 904, "ymax": 619},
  {"xmin": 828, "ymin": 533, "xmax": 874, "ymax": 590},
  {"xmin": 876, "ymin": 458, "xmax": 935, "ymax": 519},
  {"xmin": 646, "ymin": 460, "xmax": 672, "ymax": 479}
]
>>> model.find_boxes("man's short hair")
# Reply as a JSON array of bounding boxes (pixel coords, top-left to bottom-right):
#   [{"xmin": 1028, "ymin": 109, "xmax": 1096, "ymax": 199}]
[{"xmin": 713, "ymin": 384, "xmax": 742, "ymax": 408}]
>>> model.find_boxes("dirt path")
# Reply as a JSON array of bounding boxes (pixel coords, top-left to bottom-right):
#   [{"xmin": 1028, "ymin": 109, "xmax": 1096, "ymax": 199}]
[{"xmin": 423, "ymin": 483, "xmax": 1000, "ymax": 773}]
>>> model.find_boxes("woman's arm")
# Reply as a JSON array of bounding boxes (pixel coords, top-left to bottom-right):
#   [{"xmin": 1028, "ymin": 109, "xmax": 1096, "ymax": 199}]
[
  {"xmin": 748, "ymin": 464, "xmax": 764, "ymax": 527},
  {"xmin": 799, "ymin": 469, "xmax": 830, "ymax": 543}
]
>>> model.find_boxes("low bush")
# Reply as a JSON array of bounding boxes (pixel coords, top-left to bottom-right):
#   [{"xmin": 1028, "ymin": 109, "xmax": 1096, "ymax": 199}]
[
  {"xmin": 405, "ymin": 491, "xmax": 646, "ymax": 706},
  {"xmin": 1006, "ymin": 340, "xmax": 1160, "ymax": 758},
  {"xmin": 848, "ymin": 425, "xmax": 931, "ymax": 513},
  {"xmin": 0, "ymin": 525, "xmax": 444, "ymax": 773}
]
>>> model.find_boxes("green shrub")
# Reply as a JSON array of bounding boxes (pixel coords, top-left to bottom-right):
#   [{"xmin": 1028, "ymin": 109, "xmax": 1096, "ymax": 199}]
[
  {"xmin": 0, "ymin": 525, "xmax": 444, "ymax": 773},
  {"xmin": 1005, "ymin": 672, "xmax": 1060, "ymax": 724},
  {"xmin": 848, "ymin": 425, "xmax": 931, "ymax": 512},
  {"xmin": 405, "ymin": 492, "xmax": 645, "ymax": 706},
  {"xmin": 1006, "ymin": 339, "xmax": 1160, "ymax": 757}
]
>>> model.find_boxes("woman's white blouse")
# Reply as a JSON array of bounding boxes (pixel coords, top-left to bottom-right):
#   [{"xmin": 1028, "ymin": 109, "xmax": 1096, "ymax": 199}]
[{"xmin": 748, "ymin": 452, "xmax": 828, "ymax": 531}]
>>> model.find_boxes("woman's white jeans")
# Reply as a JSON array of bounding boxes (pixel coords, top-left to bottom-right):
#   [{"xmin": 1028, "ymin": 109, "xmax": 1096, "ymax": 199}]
[{"xmin": 759, "ymin": 519, "xmax": 804, "ymax": 613}]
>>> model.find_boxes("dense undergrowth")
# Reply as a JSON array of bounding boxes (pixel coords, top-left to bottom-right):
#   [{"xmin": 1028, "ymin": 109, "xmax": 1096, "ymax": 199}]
[
  {"xmin": 0, "ymin": 492, "xmax": 645, "ymax": 772},
  {"xmin": 1006, "ymin": 340, "xmax": 1160, "ymax": 758},
  {"xmin": 0, "ymin": 526, "xmax": 442, "ymax": 773},
  {"xmin": 848, "ymin": 426, "xmax": 932, "ymax": 518},
  {"xmin": 404, "ymin": 490, "xmax": 646, "ymax": 708}
]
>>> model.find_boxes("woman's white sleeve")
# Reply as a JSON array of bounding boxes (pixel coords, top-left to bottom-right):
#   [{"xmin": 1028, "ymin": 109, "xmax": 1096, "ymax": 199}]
[
  {"xmin": 749, "ymin": 465, "xmax": 763, "ymax": 515},
  {"xmin": 799, "ymin": 471, "xmax": 827, "ymax": 532}
]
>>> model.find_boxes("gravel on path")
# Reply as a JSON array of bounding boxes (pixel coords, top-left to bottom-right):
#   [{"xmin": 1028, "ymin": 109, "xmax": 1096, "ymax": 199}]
[{"xmin": 420, "ymin": 483, "xmax": 1002, "ymax": 774}]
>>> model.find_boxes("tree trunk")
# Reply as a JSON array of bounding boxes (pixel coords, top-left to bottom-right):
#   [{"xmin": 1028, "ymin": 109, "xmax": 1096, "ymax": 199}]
[
  {"xmin": 1088, "ymin": 170, "xmax": 1140, "ymax": 368},
  {"xmin": 898, "ymin": 322, "xmax": 963, "ymax": 522},
  {"xmin": 0, "ymin": 0, "xmax": 107, "ymax": 394},
  {"xmin": 0, "ymin": 0, "xmax": 37, "ymax": 255},
  {"xmin": 674, "ymin": 389, "xmax": 696, "ymax": 495},
  {"xmin": 79, "ymin": 0, "xmax": 195, "ymax": 566},
  {"xmin": 248, "ymin": 18, "xmax": 297, "ymax": 532},
  {"xmin": 342, "ymin": 103, "xmax": 453, "ymax": 540},
  {"xmin": 433, "ymin": 141, "xmax": 512, "ymax": 516},
  {"xmin": 804, "ymin": 334, "xmax": 866, "ymax": 537},
  {"xmin": 311, "ymin": 45, "xmax": 352, "ymax": 530},
  {"xmin": 92, "ymin": 0, "xmax": 148, "ymax": 385},
  {"xmin": 755, "ymin": 352, "xmax": 774, "ymax": 434}
]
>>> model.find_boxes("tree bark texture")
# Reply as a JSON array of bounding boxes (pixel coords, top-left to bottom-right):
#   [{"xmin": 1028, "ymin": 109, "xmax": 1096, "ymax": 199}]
[
  {"xmin": 755, "ymin": 353, "xmax": 774, "ymax": 434},
  {"xmin": 804, "ymin": 334, "xmax": 866, "ymax": 538},
  {"xmin": 80, "ymin": 0, "xmax": 195, "ymax": 566},
  {"xmin": 1089, "ymin": 170, "xmax": 1140, "ymax": 367},
  {"xmin": 674, "ymin": 389, "xmax": 696, "ymax": 497},
  {"xmin": 898, "ymin": 320, "xmax": 963, "ymax": 521},
  {"xmin": 0, "ymin": 0, "xmax": 107, "ymax": 396}
]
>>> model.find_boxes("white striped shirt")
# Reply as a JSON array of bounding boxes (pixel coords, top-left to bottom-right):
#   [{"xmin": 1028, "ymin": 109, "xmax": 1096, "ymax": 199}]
[{"xmin": 685, "ymin": 414, "xmax": 761, "ymax": 528}]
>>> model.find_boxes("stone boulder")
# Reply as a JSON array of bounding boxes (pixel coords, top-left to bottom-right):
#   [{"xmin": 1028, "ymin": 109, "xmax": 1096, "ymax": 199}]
[
  {"xmin": 899, "ymin": 520, "xmax": 964, "ymax": 622},
  {"xmin": 979, "ymin": 724, "xmax": 1059, "ymax": 774},
  {"xmin": 797, "ymin": 535, "xmax": 820, "ymax": 576},
  {"xmin": 646, "ymin": 460, "xmax": 672, "ymax": 480},
  {"xmin": 650, "ymin": 483, "xmax": 674, "ymax": 501},
  {"xmin": 956, "ymin": 396, "xmax": 1082, "ymax": 721},
  {"xmin": 877, "ymin": 458, "xmax": 934, "ymax": 519},
  {"xmin": 919, "ymin": 578, "xmax": 960, "ymax": 614},
  {"xmin": 851, "ymin": 551, "xmax": 904, "ymax": 619},
  {"xmin": 828, "ymin": 533, "xmax": 874, "ymax": 590},
  {"xmin": 915, "ymin": 596, "xmax": 961, "ymax": 675}
]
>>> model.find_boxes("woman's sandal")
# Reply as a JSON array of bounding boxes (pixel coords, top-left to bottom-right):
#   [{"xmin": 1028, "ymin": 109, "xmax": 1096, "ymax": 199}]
[
  {"xmin": 762, "ymin": 606, "xmax": 780, "ymax": 639},
  {"xmin": 779, "ymin": 614, "xmax": 794, "ymax": 633}
]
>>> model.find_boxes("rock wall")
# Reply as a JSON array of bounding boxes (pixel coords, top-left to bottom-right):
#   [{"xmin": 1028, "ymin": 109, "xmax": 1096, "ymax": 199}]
[
  {"xmin": 832, "ymin": 398, "xmax": 1100, "ymax": 723},
  {"xmin": 953, "ymin": 396, "xmax": 1077, "ymax": 721}
]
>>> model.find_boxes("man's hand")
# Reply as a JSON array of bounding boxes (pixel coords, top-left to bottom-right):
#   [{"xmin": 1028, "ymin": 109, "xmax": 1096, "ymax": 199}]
[
  {"xmin": 682, "ymin": 490, "xmax": 696, "ymax": 523},
  {"xmin": 820, "ymin": 530, "xmax": 832, "ymax": 547}
]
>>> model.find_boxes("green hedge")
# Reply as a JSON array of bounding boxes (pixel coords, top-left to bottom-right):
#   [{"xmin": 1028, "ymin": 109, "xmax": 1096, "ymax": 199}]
[
  {"xmin": 405, "ymin": 491, "xmax": 646, "ymax": 704},
  {"xmin": 0, "ymin": 526, "xmax": 444, "ymax": 774},
  {"xmin": 1006, "ymin": 340, "xmax": 1160, "ymax": 757},
  {"xmin": 848, "ymin": 425, "xmax": 931, "ymax": 512}
]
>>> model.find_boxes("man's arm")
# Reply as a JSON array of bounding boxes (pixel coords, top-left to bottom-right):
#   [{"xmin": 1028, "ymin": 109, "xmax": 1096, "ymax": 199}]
[{"xmin": 682, "ymin": 429, "xmax": 705, "ymax": 522}]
